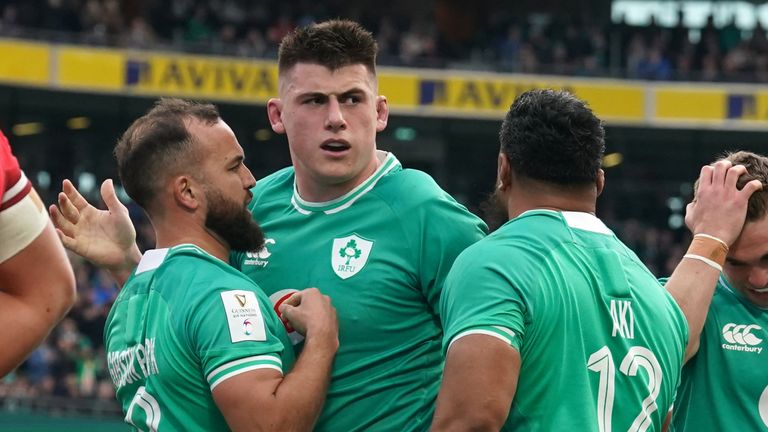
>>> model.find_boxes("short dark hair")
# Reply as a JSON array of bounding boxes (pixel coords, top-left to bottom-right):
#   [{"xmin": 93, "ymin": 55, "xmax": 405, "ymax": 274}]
[
  {"xmin": 114, "ymin": 98, "xmax": 220, "ymax": 210},
  {"xmin": 722, "ymin": 151, "xmax": 768, "ymax": 222},
  {"xmin": 278, "ymin": 19, "xmax": 377, "ymax": 75},
  {"xmin": 499, "ymin": 89, "xmax": 605, "ymax": 185}
]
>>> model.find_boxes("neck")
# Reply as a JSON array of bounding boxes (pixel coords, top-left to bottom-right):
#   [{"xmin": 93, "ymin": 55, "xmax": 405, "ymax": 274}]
[
  {"xmin": 151, "ymin": 215, "xmax": 230, "ymax": 262},
  {"xmin": 506, "ymin": 180, "xmax": 597, "ymax": 219},
  {"xmin": 294, "ymin": 150, "xmax": 382, "ymax": 202}
]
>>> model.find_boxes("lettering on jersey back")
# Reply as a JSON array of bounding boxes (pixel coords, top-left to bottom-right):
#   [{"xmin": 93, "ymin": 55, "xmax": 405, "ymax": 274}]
[
  {"xmin": 107, "ymin": 338, "xmax": 160, "ymax": 389},
  {"xmin": 610, "ymin": 299, "xmax": 635, "ymax": 339}
]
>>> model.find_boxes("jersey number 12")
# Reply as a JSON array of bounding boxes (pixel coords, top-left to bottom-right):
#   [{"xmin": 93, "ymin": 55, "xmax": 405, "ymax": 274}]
[{"xmin": 587, "ymin": 346, "xmax": 662, "ymax": 432}]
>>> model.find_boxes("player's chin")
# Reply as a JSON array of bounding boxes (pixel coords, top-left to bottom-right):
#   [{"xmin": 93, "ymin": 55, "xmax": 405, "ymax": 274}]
[{"xmin": 747, "ymin": 289, "xmax": 768, "ymax": 307}]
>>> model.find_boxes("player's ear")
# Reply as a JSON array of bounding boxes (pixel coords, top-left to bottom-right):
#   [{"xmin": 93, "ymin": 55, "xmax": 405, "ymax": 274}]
[
  {"xmin": 375, "ymin": 95, "xmax": 389, "ymax": 132},
  {"xmin": 267, "ymin": 98, "xmax": 286, "ymax": 134},
  {"xmin": 497, "ymin": 153, "xmax": 511, "ymax": 191},
  {"xmin": 596, "ymin": 169, "xmax": 605, "ymax": 197},
  {"xmin": 173, "ymin": 175, "xmax": 200, "ymax": 211}
]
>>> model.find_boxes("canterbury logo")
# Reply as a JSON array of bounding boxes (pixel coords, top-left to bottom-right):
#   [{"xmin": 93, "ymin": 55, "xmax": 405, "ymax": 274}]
[{"xmin": 722, "ymin": 323, "xmax": 763, "ymax": 346}]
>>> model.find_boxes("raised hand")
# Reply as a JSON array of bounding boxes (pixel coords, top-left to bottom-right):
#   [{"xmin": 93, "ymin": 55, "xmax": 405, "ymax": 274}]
[
  {"xmin": 49, "ymin": 179, "xmax": 141, "ymax": 284},
  {"xmin": 686, "ymin": 160, "xmax": 763, "ymax": 246}
]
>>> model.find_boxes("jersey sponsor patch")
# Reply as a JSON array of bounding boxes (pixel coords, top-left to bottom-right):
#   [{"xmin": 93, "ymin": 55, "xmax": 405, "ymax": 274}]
[
  {"xmin": 331, "ymin": 234, "xmax": 374, "ymax": 280},
  {"xmin": 220, "ymin": 290, "xmax": 266, "ymax": 343}
]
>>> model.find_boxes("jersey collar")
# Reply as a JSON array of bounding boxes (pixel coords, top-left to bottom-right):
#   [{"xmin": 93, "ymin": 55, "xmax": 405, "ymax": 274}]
[
  {"xmin": 515, "ymin": 209, "xmax": 612, "ymax": 234},
  {"xmin": 719, "ymin": 274, "xmax": 768, "ymax": 311},
  {"xmin": 291, "ymin": 151, "xmax": 400, "ymax": 215},
  {"xmin": 135, "ymin": 244, "xmax": 216, "ymax": 275}
]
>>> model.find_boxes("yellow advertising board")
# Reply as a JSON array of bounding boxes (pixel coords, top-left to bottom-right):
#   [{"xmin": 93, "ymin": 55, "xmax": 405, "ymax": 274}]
[
  {"xmin": 386, "ymin": 70, "xmax": 645, "ymax": 122},
  {"xmin": 122, "ymin": 53, "xmax": 278, "ymax": 102},
  {"xmin": 0, "ymin": 38, "xmax": 766, "ymax": 129},
  {"xmin": 0, "ymin": 40, "xmax": 49, "ymax": 86}
]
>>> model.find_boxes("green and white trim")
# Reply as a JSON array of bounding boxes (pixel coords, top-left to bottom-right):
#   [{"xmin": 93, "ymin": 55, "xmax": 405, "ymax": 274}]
[
  {"xmin": 447, "ymin": 325, "xmax": 517, "ymax": 353},
  {"xmin": 207, "ymin": 354, "xmax": 283, "ymax": 391},
  {"xmin": 291, "ymin": 152, "xmax": 400, "ymax": 215}
]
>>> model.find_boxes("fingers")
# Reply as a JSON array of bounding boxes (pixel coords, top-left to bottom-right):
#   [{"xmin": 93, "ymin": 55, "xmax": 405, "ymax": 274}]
[
  {"xmin": 724, "ymin": 164, "xmax": 747, "ymax": 189},
  {"xmin": 101, "ymin": 179, "xmax": 127, "ymax": 214},
  {"xmin": 280, "ymin": 303, "xmax": 297, "ymax": 320},
  {"xmin": 57, "ymin": 190, "xmax": 80, "ymax": 224},
  {"xmin": 62, "ymin": 179, "xmax": 90, "ymax": 211},
  {"xmin": 49, "ymin": 202, "xmax": 77, "ymax": 235},
  {"xmin": 279, "ymin": 292, "xmax": 303, "ymax": 312},
  {"xmin": 740, "ymin": 179, "xmax": 764, "ymax": 198},
  {"xmin": 698, "ymin": 164, "xmax": 714, "ymax": 187},
  {"xmin": 710, "ymin": 160, "xmax": 732, "ymax": 186},
  {"xmin": 54, "ymin": 227, "xmax": 77, "ymax": 251}
]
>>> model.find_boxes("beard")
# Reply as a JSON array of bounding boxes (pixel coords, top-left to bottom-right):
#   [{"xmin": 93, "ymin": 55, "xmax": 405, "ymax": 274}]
[
  {"xmin": 204, "ymin": 190, "xmax": 265, "ymax": 253},
  {"xmin": 479, "ymin": 188, "xmax": 510, "ymax": 233}
]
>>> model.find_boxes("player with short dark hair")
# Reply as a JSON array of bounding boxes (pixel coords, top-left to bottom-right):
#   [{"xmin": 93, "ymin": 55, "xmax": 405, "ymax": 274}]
[
  {"xmin": 51, "ymin": 20, "xmax": 486, "ymax": 431},
  {"xmin": 89, "ymin": 98, "xmax": 338, "ymax": 431}
]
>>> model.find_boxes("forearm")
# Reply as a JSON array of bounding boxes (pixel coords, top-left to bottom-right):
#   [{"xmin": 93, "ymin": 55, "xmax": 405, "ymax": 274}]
[
  {"xmin": 665, "ymin": 259, "xmax": 720, "ymax": 362},
  {"xmin": 665, "ymin": 234, "xmax": 728, "ymax": 362},
  {"xmin": 270, "ymin": 336, "xmax": 337, "ymax": 431}
]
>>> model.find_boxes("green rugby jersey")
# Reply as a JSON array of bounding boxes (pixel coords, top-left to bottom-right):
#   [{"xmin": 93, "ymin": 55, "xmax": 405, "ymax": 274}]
[
  {"xmin": 231, "ymin": 152, "xmax": 487, "ymax": 431},
  {"xmin": 441, "ymin": 209, "xmax": 688, "ymax": 431},
  {"xmin": 670, "ymin": 276, "xmax": 768, "ymax": 431},
  {"xmin": 105, "ymin": 244, "xmax": 295, "ymax": 431}
]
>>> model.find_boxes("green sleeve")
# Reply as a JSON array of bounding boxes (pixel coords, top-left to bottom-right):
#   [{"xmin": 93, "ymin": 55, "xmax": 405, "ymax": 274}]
[
  {"xmin": 439, "ymin": 243, "xmax": 528, "ymax": 354},
  {"xmin": 183, "ymin": 285, "xmax": 286, "ymax": 390}
]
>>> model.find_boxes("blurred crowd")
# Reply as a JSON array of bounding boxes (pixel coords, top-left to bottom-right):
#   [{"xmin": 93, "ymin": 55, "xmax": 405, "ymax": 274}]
[{"xmin": 0, "ymin": 0, "xmax": 767, "ymax": 81}]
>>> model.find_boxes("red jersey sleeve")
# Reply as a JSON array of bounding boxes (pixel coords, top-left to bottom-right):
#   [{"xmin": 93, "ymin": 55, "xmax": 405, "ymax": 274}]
[{"xmin": 0, "ymin": 129, "xmax": 32, "ymax": 211}]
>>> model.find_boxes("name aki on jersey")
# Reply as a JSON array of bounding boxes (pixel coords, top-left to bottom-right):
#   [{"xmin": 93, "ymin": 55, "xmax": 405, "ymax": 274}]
[{"xmin": 107, "ymin": 338, "xmax": 160, "ymax": 389}]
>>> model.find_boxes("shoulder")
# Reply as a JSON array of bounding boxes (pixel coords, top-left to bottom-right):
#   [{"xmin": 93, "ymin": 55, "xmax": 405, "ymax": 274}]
[
  {"xmin": 377, "ymin": 168, "xmax": 445, "ymax": 202},
  {"xmin": 376, "ymin": 168, "xmax": 477, "ymax": 217},
  {"xmin": 249, "ymin": 166, "xmax": 294, "ymax": 205},
  {"xmin": 450, "ymin": 227, "xmax": 543, "ymax": 282},
  {"xmin": 160, "ymin": 247, "xmax": 259, "ymax": 296}
]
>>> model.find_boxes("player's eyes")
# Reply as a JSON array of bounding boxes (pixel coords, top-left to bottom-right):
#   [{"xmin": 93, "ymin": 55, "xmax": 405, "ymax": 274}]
[{"xmin": 341, "ymin": 95, "xmax": 361, "ymax": 104}]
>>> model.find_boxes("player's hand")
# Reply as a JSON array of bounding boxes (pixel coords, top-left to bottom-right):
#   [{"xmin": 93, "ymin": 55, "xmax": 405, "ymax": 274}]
[
  {"xmin": 279, "ymin": 288, "xmax": 338, "ymax": 349},
  {"xmin": 685, "ymin": 161, "xmax": 763, "ymax": 245},
  {"xmin": 49, "ymin": 179, "xmax": 141, "ymax": 273}
]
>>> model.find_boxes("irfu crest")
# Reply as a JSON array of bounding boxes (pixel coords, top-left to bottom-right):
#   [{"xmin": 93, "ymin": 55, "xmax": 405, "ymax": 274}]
[{"xmin": 331, "ymin": 234, "xmax": 373, "ymax": 279}]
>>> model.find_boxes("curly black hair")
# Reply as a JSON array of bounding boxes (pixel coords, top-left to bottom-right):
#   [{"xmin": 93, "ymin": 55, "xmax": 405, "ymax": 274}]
[{"xmin": 500, "ymin": 89, "xmax": 605, "ymax": 185}]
